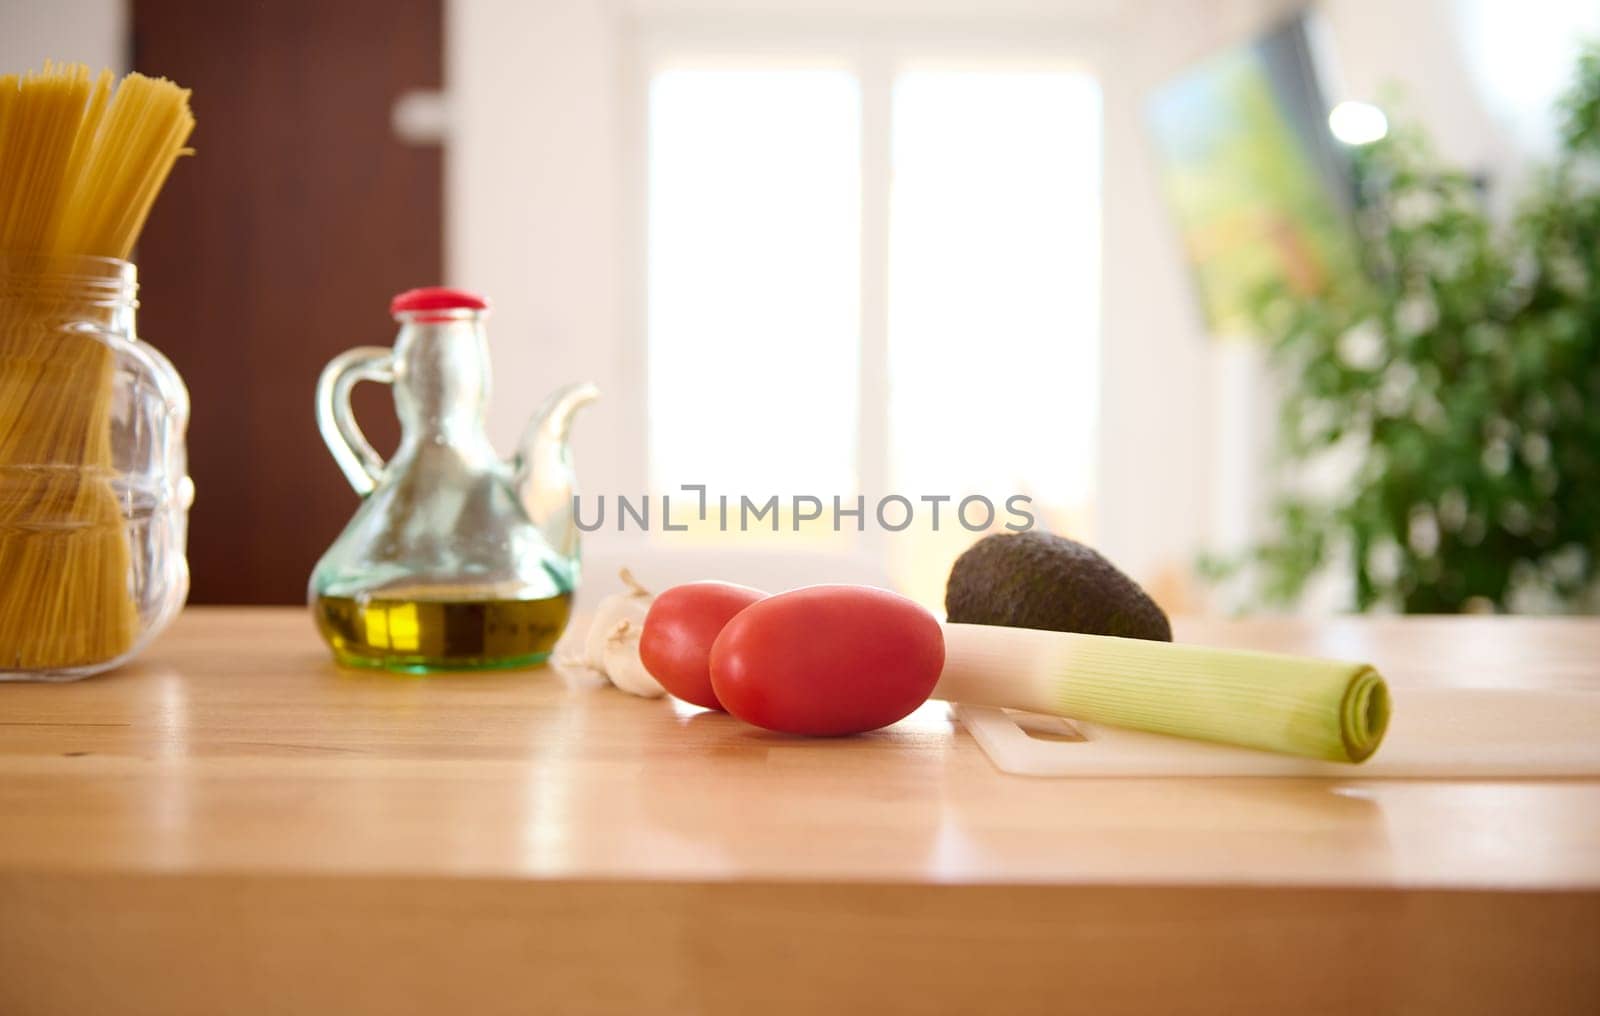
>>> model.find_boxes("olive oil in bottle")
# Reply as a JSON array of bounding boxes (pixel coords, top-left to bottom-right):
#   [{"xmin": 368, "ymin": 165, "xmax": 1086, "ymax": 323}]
[
  {"xmin": 314, "ymin": 592, "xmax": 573, "ymax": 672},
  {"xmin": 308, "ymin": 290, "xmax": 597, "ymax": 673}
]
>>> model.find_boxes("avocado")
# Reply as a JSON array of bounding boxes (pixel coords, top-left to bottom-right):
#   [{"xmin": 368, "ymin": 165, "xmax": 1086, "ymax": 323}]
[{"xmin": 945, "ymin": 531, "xmax": 1172, "ymax": 641}]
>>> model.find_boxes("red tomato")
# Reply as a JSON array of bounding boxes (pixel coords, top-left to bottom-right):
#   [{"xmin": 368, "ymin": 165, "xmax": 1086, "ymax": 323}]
[
  {"xmin": 639, "ymin": 582, "xmax": 767, "ymax": 710},
  {"xmin": 709, "ymin": 585, "xmax": 945, "ymax": 736}
]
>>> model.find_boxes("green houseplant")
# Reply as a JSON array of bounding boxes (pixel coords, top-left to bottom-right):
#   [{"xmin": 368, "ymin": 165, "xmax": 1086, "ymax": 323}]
[{"xmin": 1217, "ymin": 44, "xmax": 1600, "ymax": 613}]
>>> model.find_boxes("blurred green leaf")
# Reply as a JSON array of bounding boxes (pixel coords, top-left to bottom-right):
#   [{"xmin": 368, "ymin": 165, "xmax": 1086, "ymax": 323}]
[{"xmin": 1205, "ymin": 41, "xmax": 1600, "ymax": 614}]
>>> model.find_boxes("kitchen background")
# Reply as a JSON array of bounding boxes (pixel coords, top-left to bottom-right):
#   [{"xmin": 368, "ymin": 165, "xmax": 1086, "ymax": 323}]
[{"xmin": 4, "ymin": 0, "xmax": 1596, "ymax": 615}]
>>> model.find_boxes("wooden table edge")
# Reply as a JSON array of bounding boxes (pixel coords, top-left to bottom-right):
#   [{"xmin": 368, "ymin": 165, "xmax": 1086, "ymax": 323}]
[{"xmin": 3, "ymin": 871, "xmax": 1597, "ymax": 1014}]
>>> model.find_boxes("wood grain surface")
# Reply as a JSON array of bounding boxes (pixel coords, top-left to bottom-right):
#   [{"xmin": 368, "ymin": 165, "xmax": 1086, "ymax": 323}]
[{"xmin": 2, "ymin": 608, "xmax": 1598, "ymax": 1014}]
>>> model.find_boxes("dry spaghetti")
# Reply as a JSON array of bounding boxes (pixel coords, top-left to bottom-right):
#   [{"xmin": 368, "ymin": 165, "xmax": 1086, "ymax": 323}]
[{"xmin": 0, "ymin": 62, "xmax": 193, "ymax": 671}]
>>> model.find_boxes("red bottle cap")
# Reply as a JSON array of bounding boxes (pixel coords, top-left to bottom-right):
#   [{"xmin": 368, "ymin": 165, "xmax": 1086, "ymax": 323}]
[{"xmin": 390, "ymin": 287, "xmax": 490, "ymax": 317}]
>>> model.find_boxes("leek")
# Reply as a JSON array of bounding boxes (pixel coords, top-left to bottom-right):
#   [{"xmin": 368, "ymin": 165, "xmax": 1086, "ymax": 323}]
[{"xmin": 934, "ymin": 624, "xmax": 1390, "ymax": 763}]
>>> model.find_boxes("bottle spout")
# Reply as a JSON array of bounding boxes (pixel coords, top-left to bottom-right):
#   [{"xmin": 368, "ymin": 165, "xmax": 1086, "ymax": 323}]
[{"xmin": 514, "ymin": 382, "xmax": 600, "ymax": 563}]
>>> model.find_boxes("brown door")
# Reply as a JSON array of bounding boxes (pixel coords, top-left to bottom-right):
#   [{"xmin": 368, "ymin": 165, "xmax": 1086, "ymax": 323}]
[{"xmin": 132, "ymin": 0, "xmax": 443, "ymax": 603}]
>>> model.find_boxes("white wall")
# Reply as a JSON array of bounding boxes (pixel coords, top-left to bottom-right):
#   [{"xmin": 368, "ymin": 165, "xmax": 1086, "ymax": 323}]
[
  {"xmin": 1448, "ymin": 0, "xmax": 1600, "ymax": 169},
  {"xmin": 446, "ymin": 0, "xmax": 634, "ymax": 504},
  {"xmin": 0, "ymin": 0, "xmax": 125, "ymax": 75},
  {"xmin": 1096, "ymin": 0, "xmax": 1297, "ymax": 600}
]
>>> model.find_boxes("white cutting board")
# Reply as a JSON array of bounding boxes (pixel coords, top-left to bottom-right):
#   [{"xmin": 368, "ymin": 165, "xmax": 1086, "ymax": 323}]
[{"xmin": 953, "ymin": 688, "xmax": 1600, "ymax": 778}]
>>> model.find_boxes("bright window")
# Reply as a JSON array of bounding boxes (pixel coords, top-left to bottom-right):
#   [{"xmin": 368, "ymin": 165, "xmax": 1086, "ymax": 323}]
[
  {"xmin": 887, "ymin": 69, "xmax": 1102, "ymax": 594},
  {"xmin": 644, "ymin": 53, "xmax": 1102, "ymax": 592},
  {"xmin": 647, "ymin": 68, "xmax": 861, "ymax": 496}
]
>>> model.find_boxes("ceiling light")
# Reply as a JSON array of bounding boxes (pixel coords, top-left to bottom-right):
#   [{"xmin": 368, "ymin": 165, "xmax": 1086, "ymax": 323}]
[{"xmin": 1328, "ymin": 100, "xmax": 1389, "ymax": 145}]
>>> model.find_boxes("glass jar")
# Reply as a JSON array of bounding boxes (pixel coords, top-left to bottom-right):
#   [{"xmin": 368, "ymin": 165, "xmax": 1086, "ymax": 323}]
[
  {"xmin": 310, "ymin": 288, "xmax": 596, "ymax": 672},
  {"xmin": 0, "ymin": 253, "xmax": 193, "ymax": 681}
]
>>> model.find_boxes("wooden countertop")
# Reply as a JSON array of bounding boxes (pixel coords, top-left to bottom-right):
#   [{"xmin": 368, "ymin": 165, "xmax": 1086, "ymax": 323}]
[{"xmin": 3, "ymin": 607, "xmax": 1598, "ymax": 1015}]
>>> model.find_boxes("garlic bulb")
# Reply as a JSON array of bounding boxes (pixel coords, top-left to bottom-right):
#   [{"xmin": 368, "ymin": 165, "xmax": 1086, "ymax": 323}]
[
  {"xmin": 601, "ymin": 618, "xmax": 662, "ymax": 697},
  {"xmin": 577, "ymin": 569, "xmax": 665, "ymax": 698}
]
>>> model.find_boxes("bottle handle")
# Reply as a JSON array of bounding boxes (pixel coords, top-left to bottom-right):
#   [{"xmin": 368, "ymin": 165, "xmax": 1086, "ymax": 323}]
[{"xmin": 316, "ymin": 346, "xmax": 395, "ymax": 496}]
